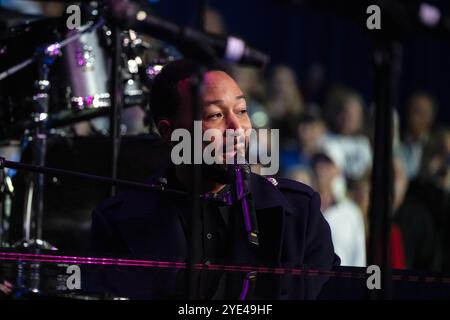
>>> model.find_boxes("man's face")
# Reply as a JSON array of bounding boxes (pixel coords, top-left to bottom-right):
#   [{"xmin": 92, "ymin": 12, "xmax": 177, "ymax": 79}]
[{"xmin": 173, "ymin": 70, "xmax": 253, "ymax": 163}]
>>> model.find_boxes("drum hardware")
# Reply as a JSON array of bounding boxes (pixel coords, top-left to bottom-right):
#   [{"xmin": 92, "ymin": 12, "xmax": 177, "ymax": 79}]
[
  {"xmin": 0, "ymin": 168, "xmax": 14, "ymax": 247},
  {"xmin": 0, "ymin": 139, "xmax": 21, "ymax": 248},
  {"xmin": 1, "ymin": 96, "xmax": 146, "ymax": 140},
  {"xmin": 0, "ymin": 19, "xmax": 104, "ymax": 250}
]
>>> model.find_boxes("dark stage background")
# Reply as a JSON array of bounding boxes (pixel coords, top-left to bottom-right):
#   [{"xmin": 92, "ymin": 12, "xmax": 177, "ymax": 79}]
[{"xmin": 153, "ymin": 0, "xmax": 450, "ymax": 123}]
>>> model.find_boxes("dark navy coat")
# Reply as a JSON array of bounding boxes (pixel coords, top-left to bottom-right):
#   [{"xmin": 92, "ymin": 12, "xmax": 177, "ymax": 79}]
[{"xmin": 90, "ymin": 171, "xmax": 340, "ymax": 271}]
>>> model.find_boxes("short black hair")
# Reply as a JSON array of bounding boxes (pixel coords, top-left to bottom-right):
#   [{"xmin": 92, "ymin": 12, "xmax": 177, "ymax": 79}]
[{"xmin": 149, "ymin": 58, "xmax": 228, "ymax": 123}]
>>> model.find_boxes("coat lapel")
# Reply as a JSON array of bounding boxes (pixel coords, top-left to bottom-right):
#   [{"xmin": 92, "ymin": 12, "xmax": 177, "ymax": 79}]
[
  {"xmin": 231, "ymin": 174, "xmax": 294, "ymax": 265},
  {"xmin": 114, "ymin": 171, "xmax": 293, "ymax": 265}
]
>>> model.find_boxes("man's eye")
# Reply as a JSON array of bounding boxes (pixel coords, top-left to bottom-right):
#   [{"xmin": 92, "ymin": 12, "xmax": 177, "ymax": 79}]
[
  {"xmin": 207, "ymin": 113, "xmax": 223, "ymax": 120},
  {"xmin": 238, "ymin": 109, "xmax": 248, "ymax": 115}
]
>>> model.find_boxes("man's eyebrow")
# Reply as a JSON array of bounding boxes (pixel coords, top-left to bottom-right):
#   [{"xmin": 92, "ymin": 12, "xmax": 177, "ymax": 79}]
[{"xmin": 203, "ymin": 95, "xmax": 246, "ymax": 107}]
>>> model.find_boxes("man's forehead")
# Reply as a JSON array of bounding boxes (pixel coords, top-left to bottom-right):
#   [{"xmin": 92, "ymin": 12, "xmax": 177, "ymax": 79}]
[
  {"xmin": 203, "ymin": 70, "xmax": 234, "ymax": 84},
  {"xmin": 178, "ymin": 70, "xmax": 243, "ymax": 97}
]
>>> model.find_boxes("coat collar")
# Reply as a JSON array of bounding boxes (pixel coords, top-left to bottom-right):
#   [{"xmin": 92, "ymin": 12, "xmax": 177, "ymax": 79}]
[
  {"xmin": 147, "ymin": 166, "xmax": 296, "ymax": 216},
  {"xmin": 122, "ymin": 167, "xmax": 291, "ymax": 263},
  {"xmin": 250, "ymin": 173, "xmax": 295, "ymax": 215}
]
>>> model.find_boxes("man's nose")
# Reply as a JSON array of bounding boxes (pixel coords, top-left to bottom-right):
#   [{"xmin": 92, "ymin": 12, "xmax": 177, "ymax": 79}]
[{"xmin": 226, "ymin": 113, "xmax": 243, "ymax": 131}]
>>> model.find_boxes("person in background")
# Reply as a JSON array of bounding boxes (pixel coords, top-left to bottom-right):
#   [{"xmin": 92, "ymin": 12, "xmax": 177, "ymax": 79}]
[
  {"xmin": 399, "ymin": 92, "xmax": 437, "ymax": 179},
  {"xmin": 281, "ymin": 113, "xmax": 327, "ymax": 173},
  {"xmin": 322, "ymin": 87, "xmax": 372, "ymax": 182},
  {"xmin": 395, "ymin": 128, "xmax": 450, "ymax": 271},
  {"xmin": 348, "ymin": 158, "xmax": 408, "ymax": 269},
  {"xmin": 311, "ymin": 149, "xmax": 366, "ymax": 267},
  {"xmin": 285, "ymin": 165, "xmax": 314, "ymax": 188},
  {"xmin": 267, "ymin": 65, "xmax": 305, "ymax": 148},
  {"xmin": 204, "ymin": 7, "xmax": 226, "ymax": 35}
]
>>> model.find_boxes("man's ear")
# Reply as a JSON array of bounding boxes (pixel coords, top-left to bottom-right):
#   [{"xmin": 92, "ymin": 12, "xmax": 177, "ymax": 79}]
[{"xmin": 157, "ymin": 119, "xmax": 174, "ymax": 142}]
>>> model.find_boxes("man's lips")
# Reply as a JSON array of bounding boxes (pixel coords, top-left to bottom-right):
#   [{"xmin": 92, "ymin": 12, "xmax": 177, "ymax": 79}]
[
  {"xmin": 222, "ymin": 142, "xmax": 246, "ymax": 164},
  {"xmin": 223, "ymin": 142, "xmax": 245, "ymax": 155}
]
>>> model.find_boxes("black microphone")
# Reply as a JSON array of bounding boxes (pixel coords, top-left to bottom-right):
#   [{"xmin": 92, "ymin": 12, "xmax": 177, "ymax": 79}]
[
  {"xmin": 107, "ymin": 0, "xmax": 269, "ymax": 68},
  {"xmin": 228, "ymin": 161, "xmax": 259, "ymax": 246}
]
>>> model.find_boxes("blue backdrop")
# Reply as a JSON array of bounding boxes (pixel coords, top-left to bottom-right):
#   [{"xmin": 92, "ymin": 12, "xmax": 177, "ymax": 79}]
[{"xmin": 152, "ymin": 0, "xmax": 450, "ymax": 124}]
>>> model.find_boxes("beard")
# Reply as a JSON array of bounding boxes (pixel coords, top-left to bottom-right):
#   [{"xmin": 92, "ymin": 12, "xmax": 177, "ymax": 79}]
[{"xmin": 201, "ymin": 141, "xmax": 250, "ymax": 185}]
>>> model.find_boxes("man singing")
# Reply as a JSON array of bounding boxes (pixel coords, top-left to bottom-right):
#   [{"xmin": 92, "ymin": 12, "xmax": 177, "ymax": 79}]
[{"xmin": 90, "ymin": 59, "xmax": 339, "ymax": 271}]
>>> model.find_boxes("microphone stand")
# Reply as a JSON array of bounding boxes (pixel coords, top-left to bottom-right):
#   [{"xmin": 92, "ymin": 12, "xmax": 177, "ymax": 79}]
[
  {"xmin": 367, "ymin": 40, "xmax": 402, "ymax": 300},
  {"xmin": 0, "ymin": 168, "xmax": 8, "ymax": 247},
  {"xmin": 0, "ymin": 158, "xmax": 187, "ymax": 199},
  {"xmin": 109, "ymin": 26, "xmax": 124, "ymax": 197}
]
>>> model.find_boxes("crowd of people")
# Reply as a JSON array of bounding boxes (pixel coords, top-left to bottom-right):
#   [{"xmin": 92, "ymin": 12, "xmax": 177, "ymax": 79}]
[
  {"xmin": 232, "ymin": 62, "xmax": 450, "ymax": 272},
  {"xmin": 187, "ymin": 7, "xmax": 450, "ymax": 271}
]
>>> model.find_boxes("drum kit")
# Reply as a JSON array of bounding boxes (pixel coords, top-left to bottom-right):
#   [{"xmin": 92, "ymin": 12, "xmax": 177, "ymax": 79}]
[{"xmin": 0, "ymin": 1, "xmax": 179, "ymax": 250}]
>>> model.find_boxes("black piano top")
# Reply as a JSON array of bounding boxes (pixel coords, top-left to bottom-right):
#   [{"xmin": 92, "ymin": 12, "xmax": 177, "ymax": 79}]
[{"xmin": 1, "ymin": 248, "xmax": 450, "ymax": 300}]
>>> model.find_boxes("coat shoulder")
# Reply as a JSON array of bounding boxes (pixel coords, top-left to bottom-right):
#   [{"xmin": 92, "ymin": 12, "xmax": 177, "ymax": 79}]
[{"xmin": 266, "ymin": 176, "xmax": 316, "ymax": 198}]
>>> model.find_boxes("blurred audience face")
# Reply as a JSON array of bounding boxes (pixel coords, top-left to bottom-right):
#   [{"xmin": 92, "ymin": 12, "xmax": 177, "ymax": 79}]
[
  {"xmin": 298, "ymin": 119, "xmax": 325, "ymax": 155},
  {"xmin": 268, "ymin": 65, "xmax": 303, "ymax": 118},
  {"xmin": 287, "ymin": 167, "xmax": 313, "ymax": 187},
  {"xmin": 270, "ymin": 66, "xmax": 298, "ymax": 98},
  {"xmin": 232, "ymin": 67, "xmax": 265, "ymax": 100},
  {"xmin": 407, "ymin": 94, "xmax": 434, "ymax": 140},
  {"xmin": 348, "ymin": 178, "xmax": 370, "ymax": 232},
  {"xmin": 421, "ymin": 129, "xmax": 450, "ymax": 190},
  {"xmin": 313, "ymin": 159, "xmax": 340, "ymax": 193},
  {"xmin": 351, "ymin": 181, "xmax": 369, "ymax": 214},
  {"xmin": 443, "ymin": 131, "xmax": 450, "ymax": 154},
  {"xmin": 205, "ymin": 8, "xmax": 226, "ymax": 35},
  {"xmin": 337, "ymin": 95, "xmax": 364, "ymax": 135}
]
